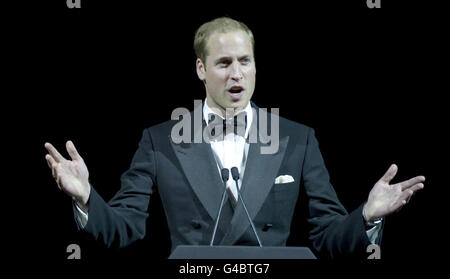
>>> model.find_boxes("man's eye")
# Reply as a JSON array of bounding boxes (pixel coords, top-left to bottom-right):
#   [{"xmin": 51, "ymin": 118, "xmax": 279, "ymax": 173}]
[{"xmin": 240, "ymin": 58, "xmax": 250, "ymax": 65}]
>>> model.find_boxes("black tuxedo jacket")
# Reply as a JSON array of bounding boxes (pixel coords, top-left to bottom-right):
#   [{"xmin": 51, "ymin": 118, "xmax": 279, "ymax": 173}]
[{"xmin": 77, "ymin": 103, "xmax": 374, "ymax": 258}]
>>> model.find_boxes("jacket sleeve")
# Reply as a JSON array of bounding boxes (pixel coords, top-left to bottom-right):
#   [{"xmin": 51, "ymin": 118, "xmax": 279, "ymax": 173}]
[
  {"xmin": 77, "ymin": 128, "xmax": 156, "ymax": 248},
  {"xmin": 302, "ymin": 128, "xmax": 372, "ymax": 258}
]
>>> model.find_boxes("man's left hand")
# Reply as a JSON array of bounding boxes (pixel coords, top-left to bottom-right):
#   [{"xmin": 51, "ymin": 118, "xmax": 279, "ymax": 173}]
[{"xmin": 363, "ymin": 164, "xmax": 425, "ymax": 222}]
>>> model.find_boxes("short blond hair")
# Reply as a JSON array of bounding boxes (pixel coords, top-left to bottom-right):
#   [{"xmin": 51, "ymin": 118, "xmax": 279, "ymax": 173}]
[{"xmin": 194, "ymin": 17, "xmax": 255, "ymax": 65}]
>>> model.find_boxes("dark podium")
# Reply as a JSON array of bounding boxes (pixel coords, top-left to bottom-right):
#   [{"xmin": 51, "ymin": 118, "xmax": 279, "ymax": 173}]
[{"xmin": 169, "ymin": 245, "xmax": 317, "ymax": 259}]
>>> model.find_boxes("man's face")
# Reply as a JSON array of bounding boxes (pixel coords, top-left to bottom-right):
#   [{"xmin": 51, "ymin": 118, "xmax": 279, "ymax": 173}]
[{"xmin": 197, "ymin": 30, "xmax": 256, "ymax": 115}]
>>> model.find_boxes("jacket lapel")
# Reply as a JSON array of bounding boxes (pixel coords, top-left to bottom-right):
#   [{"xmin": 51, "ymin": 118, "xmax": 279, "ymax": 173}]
[
  {"xmin": 170, "ymin": 108, "xmax": 224, "ymax": 222},
  {"xmin": 220, "ymin": 108, "xmax": 290, "ymax": 245}
]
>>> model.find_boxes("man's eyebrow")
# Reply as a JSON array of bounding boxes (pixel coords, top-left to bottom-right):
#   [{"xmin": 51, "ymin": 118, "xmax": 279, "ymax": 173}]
[
  {"xmin": 214, "ymin": 55, "xmax": 252, "ymax": 64},
  {"xmin": 214, "ymin": 56, "xmax": 232, "ymax": 64},
  {"xmin": 238, "ymin": 55, "xmax": 251, "ymax": 60}
]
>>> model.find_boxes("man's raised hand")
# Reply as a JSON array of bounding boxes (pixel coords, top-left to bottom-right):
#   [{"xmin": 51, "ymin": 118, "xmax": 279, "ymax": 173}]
[
  {"xmin": 363, "ymin": 164, "xmax": 425, "ymax": 222},
  {"xmin": 45, "ymin": 141, "xmax": 91, "ymax": 213}
]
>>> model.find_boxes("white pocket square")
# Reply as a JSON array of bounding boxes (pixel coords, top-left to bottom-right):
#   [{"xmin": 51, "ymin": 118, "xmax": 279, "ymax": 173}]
[{"xmin": 274, "ymin": 175, "xmax": 295, "ymax": 184}]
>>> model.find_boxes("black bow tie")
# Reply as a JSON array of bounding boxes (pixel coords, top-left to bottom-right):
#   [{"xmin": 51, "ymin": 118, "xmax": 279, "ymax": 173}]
[{"xmin": 207, "ymin": 112, "xmax": 247, "ymax": 139}]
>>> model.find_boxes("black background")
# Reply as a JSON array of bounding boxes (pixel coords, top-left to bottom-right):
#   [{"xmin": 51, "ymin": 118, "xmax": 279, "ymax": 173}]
[{"xmin": 5, "ymin": 0, "xmax": 447, "ymax": 275}]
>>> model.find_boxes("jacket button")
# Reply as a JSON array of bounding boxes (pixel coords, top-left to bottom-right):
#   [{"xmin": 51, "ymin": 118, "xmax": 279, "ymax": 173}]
[
  {"xmin": 262, "ymin": 224, "xmax": 273, "ymax": 232},
  {"xmin": 191, "ymin": 220, "xmax": 201, "ymax": 229}
]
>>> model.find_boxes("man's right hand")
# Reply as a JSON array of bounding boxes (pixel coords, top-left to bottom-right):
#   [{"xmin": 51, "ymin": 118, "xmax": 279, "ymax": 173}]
[{"xmin": 45, "ymin": 141, "xmax": 91, "ymax": 213}]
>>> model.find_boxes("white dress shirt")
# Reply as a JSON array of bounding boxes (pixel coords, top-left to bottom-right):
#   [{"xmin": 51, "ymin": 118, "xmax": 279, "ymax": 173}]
[{"xmin": 203, "ymin": 99, "xmax": 253, "ymax": 203}]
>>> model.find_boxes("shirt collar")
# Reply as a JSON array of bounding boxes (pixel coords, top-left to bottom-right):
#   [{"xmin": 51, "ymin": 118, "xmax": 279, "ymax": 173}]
[{"xmin": 203, "ymin": 98, "xmax": 253, "ymax": 139}]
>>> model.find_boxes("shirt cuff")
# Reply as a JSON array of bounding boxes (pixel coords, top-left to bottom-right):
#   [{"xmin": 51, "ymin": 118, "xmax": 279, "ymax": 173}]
[
  {"xmin": 74, "ymin": 202, "xmax": 88, "ymax": 228},
  {"xmin": 365, "ymin": 219, "xmax": 383, "ymax": 244}
]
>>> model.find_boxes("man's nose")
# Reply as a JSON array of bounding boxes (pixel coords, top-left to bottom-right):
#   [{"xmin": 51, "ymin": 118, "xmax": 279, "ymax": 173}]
[{"xmin": 230, "ymin": 62, "xmax": 243, "ymax": 81}]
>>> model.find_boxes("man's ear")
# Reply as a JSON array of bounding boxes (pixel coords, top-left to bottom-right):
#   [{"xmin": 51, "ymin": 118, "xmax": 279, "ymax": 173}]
[{"xmin": 196, "ymin": 58, "xmax": 206, "ymax": 84}]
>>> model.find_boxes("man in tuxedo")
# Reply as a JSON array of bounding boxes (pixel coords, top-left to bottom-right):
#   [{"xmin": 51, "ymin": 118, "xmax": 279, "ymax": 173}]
[{"xmin": 44, "ymin": 17, "xmax": 425, "ymax": 258}]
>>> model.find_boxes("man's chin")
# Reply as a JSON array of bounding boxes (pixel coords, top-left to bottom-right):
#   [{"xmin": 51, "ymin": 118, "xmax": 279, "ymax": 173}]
[{"xmin": 208, "ymin": 95, "xmax": 250, "ymax": 114}]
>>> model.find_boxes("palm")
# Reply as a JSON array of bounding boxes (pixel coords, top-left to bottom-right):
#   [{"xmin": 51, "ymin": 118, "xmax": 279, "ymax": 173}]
[
  {"xmin": 45, "ymin": 141, "xmax": 90, "ymax": 204},
  {"xmin": 57, "ymin": 158, "xmax": 89, "ymax": 198},
  {"xmin": 364, "ymin": 164, "xmax": 425, "ymax": 221}
]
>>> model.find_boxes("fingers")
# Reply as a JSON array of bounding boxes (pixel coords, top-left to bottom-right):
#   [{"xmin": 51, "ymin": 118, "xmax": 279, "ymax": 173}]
[
  {"xmin": 380, "ymin": 164, "xmax": 398, "ymax": 183},
  {"xmin": 54, "ymin": 164, "xmax": 62, "ymax": 190},
  {"xmin": 45, "ymin": 142, "xmax": 69, "ymax": 191},
  {"xmin": 45, "ymin": 154, "xmax": 58, "ymax": 180},
  {"xmin": 409, "ymin": 182, "xmax": 425, "ymax": 192},
  {"xmin": 398, "ymin": 175, "xmax": 426, "ymax": 191},
  {"xmin": 45, "ymin": 153, "xmax": 61, "ymax": 189},
  {"xmin": 400, "ymin": 182, "xmax": 424, "ymax": 204},
  {"xmin": 45, "ymin": 153, "xmax": 56, "ymax": 176},
  {"xmin": 44, "ymin": 142, "xmax": 65, "ymax": 163},
  {"xmin": 66, "ymin": 140, "xmax": 82, "ymax": 161},
  {"xmin": 45, "ymin": 154, "xmax": 54, "ymax": 169}
]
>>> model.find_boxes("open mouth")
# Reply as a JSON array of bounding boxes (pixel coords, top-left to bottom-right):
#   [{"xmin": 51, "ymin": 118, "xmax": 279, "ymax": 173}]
[
  {"xmin": 228, "ymin": 86, "xmax": 245, "ymax": 100},
  {"xmin": 228, "ymin": 86, "xmax": 244, "ymax": 94}
]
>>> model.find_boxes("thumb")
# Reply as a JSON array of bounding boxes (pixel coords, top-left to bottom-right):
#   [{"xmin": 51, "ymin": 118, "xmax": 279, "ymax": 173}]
[
  {"xmin": 380, "ymin": 164, "xmax": 398, "ymax": 184},
  {"xmin": 66, "ymin": 140, "xmax": 82, "ymax": 161}
]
